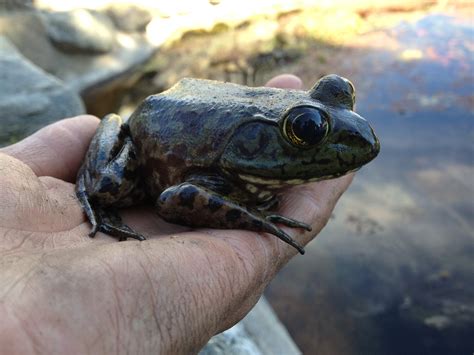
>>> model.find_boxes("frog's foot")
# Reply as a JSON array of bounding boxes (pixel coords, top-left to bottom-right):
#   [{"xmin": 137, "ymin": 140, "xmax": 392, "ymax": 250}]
[
  {"xmin": 95, "ymin": 208, "xmax": 146, "ymax": 242},
  {"xmin": 87, "ymin": 210, "xmax": 146, "ymax": 242},
  {"xmin": 156, "ymin": 182, "xmax": 306, "ymax": 254},
  {"xmin": 77, "ymin": 176, "xmax": 145, "ymax": 242}
]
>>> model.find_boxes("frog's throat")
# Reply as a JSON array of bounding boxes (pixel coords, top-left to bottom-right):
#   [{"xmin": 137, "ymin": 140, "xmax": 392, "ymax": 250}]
[
  {"xmin": 236, "ymin": 168, "xmax": 360, "ymax": 188},
  {"xmin": 237, "ymin": 173, "xmax": 320, "ymax": 188}
]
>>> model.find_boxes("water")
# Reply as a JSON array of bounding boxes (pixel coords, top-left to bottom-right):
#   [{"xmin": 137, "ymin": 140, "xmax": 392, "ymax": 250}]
[{"xmin": 266, "ymin": 13, "xmax": 474, "ymax": 355}]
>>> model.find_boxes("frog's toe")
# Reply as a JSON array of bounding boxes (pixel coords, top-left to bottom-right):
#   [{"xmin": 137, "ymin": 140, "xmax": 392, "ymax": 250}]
[
  {"xmin": 265, "ymin": 214, "xmax": 312, "ymax": 232},
  {"xmin": 98, "ymin": 222, "xmax": 146, "ymax": 241},
  {"xmin": 88, "ymin": 223, "xmax": 99, "ymax": 238},
  {"xmin": 81, "ymin": 206, "xmax": 146, "ymax": 242},
  {"xmin": 264, "ymin": 223, "xmax": 306, "ymax": 255}
]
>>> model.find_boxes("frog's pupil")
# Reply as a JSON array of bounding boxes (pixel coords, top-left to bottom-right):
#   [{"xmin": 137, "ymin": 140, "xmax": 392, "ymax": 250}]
[{"xmin": 291, "ymin": 108, "xmax": 327, "ymax": 145}]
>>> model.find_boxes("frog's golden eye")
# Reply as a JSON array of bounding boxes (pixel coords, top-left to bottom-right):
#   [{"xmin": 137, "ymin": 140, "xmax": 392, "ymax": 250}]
[{"xmin": 283, "ymin": 106, "xmax": 329, "ymax": 147}]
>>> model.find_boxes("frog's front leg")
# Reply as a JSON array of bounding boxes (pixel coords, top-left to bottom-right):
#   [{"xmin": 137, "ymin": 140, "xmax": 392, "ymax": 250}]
[
  {"xmin": 76, "ymin": 114, "xmax": 146, "ymax": 241},
  {"xmin": 156, "ymin": 183, "xmax": 309, "ymax": 254}
]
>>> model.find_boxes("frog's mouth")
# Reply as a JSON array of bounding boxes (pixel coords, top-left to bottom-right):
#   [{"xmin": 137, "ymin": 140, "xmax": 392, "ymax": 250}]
[{"xmin": 235, "ymin": 167, "xmax": 360, "ymax": 189}]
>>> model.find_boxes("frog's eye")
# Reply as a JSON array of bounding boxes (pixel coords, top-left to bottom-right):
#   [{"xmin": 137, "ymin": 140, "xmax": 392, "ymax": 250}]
[{"xmin": 283, "ymin": 106, "xmax": 329, "ymax": 147}]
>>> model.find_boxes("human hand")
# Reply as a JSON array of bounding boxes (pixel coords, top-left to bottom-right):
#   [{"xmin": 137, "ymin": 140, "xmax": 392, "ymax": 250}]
[{"xmin": 0, "ymin": 75, "xmax": 353, "ymax": 354}]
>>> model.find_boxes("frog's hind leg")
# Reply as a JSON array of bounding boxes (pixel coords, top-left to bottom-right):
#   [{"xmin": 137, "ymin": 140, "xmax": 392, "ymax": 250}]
[
  {"xmin": 76, "ymin": 114, "xmax": 146, "ymax": 241},
  {"xmin": 156, "ymin": 182, "xmax": 307, "ymax": 254}
]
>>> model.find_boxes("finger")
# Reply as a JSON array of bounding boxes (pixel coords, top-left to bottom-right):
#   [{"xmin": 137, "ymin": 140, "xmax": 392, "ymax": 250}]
[
  {"xmin": 265, "ymin": 74, "xmax": 303, "ymax": 89},
  {"xmin": 273, "ymin": 174, "xmax": 354, "ymax": 260},
  {"xmin": 1, "ymin": 115, "xmax": 99, "ymax": 182},
  {"xmin": 282, "ymin": 174, "xmax": 354, "ymax": 234}
]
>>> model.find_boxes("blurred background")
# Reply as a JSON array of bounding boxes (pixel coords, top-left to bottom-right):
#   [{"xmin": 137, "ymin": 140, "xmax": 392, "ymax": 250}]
[{"xmin": 1, "ymin": 1, "xmax": 472, "ymax": 354}]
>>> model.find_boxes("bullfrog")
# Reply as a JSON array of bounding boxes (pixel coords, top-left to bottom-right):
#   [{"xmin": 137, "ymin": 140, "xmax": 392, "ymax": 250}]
[{"xmin": 76, "ymin": 74, "xmax": 380, "ymax": 254}]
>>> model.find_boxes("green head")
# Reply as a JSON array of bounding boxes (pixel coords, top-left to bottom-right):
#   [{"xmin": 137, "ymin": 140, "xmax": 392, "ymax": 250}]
[{"xmin": 220, "ymin": 74, "xmax": 380, "ymax": 187}]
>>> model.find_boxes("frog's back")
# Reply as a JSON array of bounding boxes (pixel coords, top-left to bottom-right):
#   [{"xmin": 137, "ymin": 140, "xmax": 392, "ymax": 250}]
[
  {"xmin": 165, "ymin": 78, "xmax": 303, "ymax": 110},
  {"xmin": 128, "ymin": 78, "xmax": 307, "ymax": 191},
  {"xmin": 144, "ymin": 77, "xmax": 306, "ymax": 123}
]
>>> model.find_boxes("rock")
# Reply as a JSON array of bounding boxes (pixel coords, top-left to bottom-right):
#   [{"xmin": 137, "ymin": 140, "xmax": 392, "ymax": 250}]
[
  {"xmin": 0, "ymin": 7, "xmax": 155, "ymax": 116},
  {"xmin": 0, "ymin": 36, "xmax": 85, "ymax": 146},
  {"xmin": 40, "ymin": 9, "xmax": 116, "ymax": 54},
  {"xmin": 0, "ymin": 0, "xmax": 33, "ymax": 11},
  {"xmin": 200, "ymin": 324, "xmax": 262, "ymax": 355},
  {"xmin": 105, "ymin": 4, "xmax": 152, "ymax": 33},
  {"xmin": 199, "ymin": 297, "xmax": 301, "ymax": 355}
]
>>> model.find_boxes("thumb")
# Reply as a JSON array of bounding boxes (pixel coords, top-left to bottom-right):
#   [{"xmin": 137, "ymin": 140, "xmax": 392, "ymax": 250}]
[{"xmin": 1, "ymin": 115, "xmax": 99, "ymax": 182}]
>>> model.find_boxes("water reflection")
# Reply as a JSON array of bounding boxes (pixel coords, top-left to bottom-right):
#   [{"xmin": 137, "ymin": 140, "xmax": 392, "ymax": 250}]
[{"xmin": 266, "ymin": 14, "xmax": 474, "ymax": 355}]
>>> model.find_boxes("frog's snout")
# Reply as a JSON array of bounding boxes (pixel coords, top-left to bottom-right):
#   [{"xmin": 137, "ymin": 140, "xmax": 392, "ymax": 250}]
[
  {"xmin": 370, "ymin": 127, "xmax": 381, "ymax": 157},
  {"xmin": 352, "ymin": 124, "xmax": 380, "ymax": 165},
  {"xmin": 333, "ymin": 115, "xmax": 380, "ymax": 171}
]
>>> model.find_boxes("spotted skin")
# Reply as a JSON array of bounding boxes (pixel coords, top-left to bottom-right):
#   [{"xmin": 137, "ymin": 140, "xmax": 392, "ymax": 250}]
[
  {"xmin": 156, "ymin": 183, "xmax": 308, "ymax": 254},
  {"xmin": 76, "ymin": 75, "xmax": 380, "ymax": 254}
]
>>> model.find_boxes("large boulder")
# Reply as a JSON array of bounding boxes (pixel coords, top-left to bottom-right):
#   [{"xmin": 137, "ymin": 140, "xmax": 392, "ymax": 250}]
[
  {"xmin": 200, "ymin": 298, "xmax": 301, "ymax": 355},
  {"xmin": 40, "ymin": 9, "xmax": 117, "ymax": 54},
  {"xmin": 0, "ymin": 6, "xmax": 155, "ymax": 116},
  {"xmin": 0, "ymin": 36, "xmax": 85, "ymax": 146}
]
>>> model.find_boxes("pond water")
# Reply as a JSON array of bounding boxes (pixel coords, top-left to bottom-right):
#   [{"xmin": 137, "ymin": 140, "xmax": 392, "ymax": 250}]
[{"xmin": 266, "ymin": 13, "xmax": 474, "ymax": 355}]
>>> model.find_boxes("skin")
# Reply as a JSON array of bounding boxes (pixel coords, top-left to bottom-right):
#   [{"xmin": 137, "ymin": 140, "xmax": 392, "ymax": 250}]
[{"xmin": 0, "ymin": 75, "xmax": 353, "ymax": 354}]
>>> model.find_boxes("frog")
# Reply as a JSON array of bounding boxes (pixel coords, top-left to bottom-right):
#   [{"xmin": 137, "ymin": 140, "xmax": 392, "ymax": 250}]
[{"xmin": 76, "ymin": 74, "xmax": 380, "ymax": 255}]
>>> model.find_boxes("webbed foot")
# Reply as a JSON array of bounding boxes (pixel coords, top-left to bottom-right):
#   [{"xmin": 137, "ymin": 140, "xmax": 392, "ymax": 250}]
[
  {"xmin": 77, "ymin": 185, "xmax": 146, "ymax": 242},
  {"xmin": 92, "ymin": 208, "xmax": 146, "ymax": 241}
]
